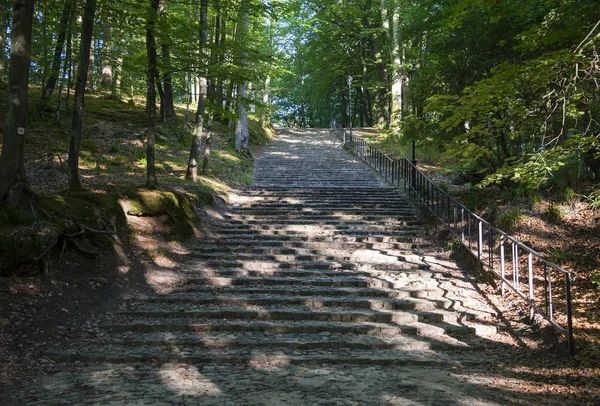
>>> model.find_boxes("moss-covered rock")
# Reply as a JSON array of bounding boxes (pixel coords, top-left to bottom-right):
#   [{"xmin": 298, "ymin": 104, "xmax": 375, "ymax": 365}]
[{"xmin": 119, "ymin": 188, "xmax": 204, "ymax": 240}]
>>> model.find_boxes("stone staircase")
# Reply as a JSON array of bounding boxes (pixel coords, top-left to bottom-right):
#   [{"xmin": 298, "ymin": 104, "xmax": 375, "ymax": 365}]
[{"xmin": 15, "ymin": 128, "xmax": 523, "ymax": 405}]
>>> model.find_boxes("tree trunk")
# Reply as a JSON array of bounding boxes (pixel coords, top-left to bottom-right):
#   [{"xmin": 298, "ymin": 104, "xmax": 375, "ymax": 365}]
[
  {"xmin": 372, "ymin": 34, "xmax": 390, "ymax": 128},
  {"xmin": 87, "ymin": 36, "xmax": 95, "ymax": 91},
  {"xmin": 235, "ymin": 0, "xmax": 250, "ymax": 154},
  {"xmin": 158, "ymin": 0, "xmax": 175, "ymax": 120},
  {"xmin": 186, "ymin": 0, "xmax": 209, "ymax": 182},
  {"xmin": 207, "ymin": 3, "xmax": 220, "ymax": 116},
  {"xmin": 101, "ymin": 22, "xmax": 112, "ymax": 89},
  {"xmin": 389, "ymin": 1, "xmax": 403, "ymax": 128},
  {"xmin": 65, "ymin": 11, "xmax": 73, "ymax": 109},
  {"xmin": 0, "ymin": 0, "xmax": 35, "ymax": 208},
  {"xmin": 67, "ymin": 0, "xmax": 96, "ymax": 190},
  {"xmin": 145, "ymin": 0, "xmax": 159, "ymax": 189},
  {"xmin": 215, "ymin": 10, "xmax": 227, "ymax": 120}
]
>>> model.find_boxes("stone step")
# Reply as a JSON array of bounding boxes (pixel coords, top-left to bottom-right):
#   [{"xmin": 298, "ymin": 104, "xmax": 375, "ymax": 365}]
[
  {"xmin": 115, "ymin": 305, "xmax": 486, "ymax": 324},
  {"xmin": 197, "ymin": 238, "xmax": 428, "ymax": 250},
  {"xmin": 215, "ymin": 218, "xmax": 422, "ymax": 227},
  {"xmin": 229, "ymin": 204, "xmax": 410, "ymax": 211},
  {"xmin": 180, "ymin": 259, "xmax": 428, "ymax": 272},
  {"xmin": 166, "ymin": 274, "xmax": 436, "ymax": 289},
  {"xmin": 212, "ymin": 223, "xmax": 423, "ymax": 233},
  {"xmin": 167, "ymin": 284, "xmax": 435, "ymax": 299},
  {"xmin": 173, "ymin": 267, "xmax": 434, "ymax": 280},
  {"xmin": 99, "ymin": 319, "xmax": 497, "ymax": 338},
  {"xmin": 47, "ymin": 348, "xmax": 476, "ymax": 367},
  {"xmin": 125, "ymin": 293, "xmax": 458, "ymax": 312},
  {"xmin": 188, "ymin": 245, "xmax": 418, "ymax": 258},
  {"xmin": 203, "ymin": 232, "xmax": 423, "ymax": 243},
  {"xmin": 94, "ymin": 332, "xmax": 470, "ymax": 352}
]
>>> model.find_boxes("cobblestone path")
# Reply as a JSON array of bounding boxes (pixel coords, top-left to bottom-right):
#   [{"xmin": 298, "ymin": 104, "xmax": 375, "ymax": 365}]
[{"xmin": 9, "ymin": 129, "xmax": 570, "ymax": 405}]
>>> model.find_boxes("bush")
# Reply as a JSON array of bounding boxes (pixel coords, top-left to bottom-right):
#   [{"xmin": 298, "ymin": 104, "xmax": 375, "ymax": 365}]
[
  {"xmin": 496, "ymin": 208, "xmax": 523, "ymax": 232},
  {"xmin": 541, "ymin": 204, "xmax": 563, "ymax": 224}
]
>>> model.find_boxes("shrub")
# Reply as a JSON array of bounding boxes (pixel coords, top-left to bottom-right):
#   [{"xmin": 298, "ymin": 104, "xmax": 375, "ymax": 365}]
[
  {"xmin": 496, "ymin": 208, "xmax": 523, "ymax": 232},
  {"xmin": 541, "ymin": 204, "xmax": 563, "ymax": 224}
]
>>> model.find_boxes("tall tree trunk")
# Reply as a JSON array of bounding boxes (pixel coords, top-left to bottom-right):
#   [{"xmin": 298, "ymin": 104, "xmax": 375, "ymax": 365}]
[
  {"xmin": 235, "ymin": 0, "xmax": 249, "ymax": 154},
  {"xmin": 159, "ymin": 0, "xmax": 175, "ymax": 120},
  {"xmin": 67, "ymin": 0, "xmax": 96, "ymax": 190},
  {"xmin": 389, "ymin": 0, "xmax": 403, "ymax": 128},
  {"xmin": 0, "ymin": 0, "xmax": 35, "ymax": 208},
  {"xmin": 215, "ymin": 10, "xmax": 227, "ymax": 120},
  {"xmin": 259, "ymin": 16, "xmax": 273, "ymax": 127},
  {"xmin": 65, "ymin": 10, "xmax": 73, "ymax": 110},
  {"xmin": 145, "ymin": 0, "xmax": 159, "ymax": 189},
  {"xmin": 101, "ymin": 21, "xmax": 112, "ymax": 89},
  {"xmin": 372, "ymin": 34, "xmax": 389, "ymax": 128},
  {"xmin": 87, "ymin": 36, "xmax": 95, "ymax": 91},
  {"xmin": 110, "ymin": 37, "xmax": 122, "ymax": 100},
  {"xmin": 207, "ymin": 2, "xmax": 220, "ymax": 116},
  {"xmin": 186, "ymin": 0, "xmax": 209, "ymax": 182}
]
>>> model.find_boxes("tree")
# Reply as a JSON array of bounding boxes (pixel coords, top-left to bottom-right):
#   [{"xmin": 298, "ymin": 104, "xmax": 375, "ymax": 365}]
[
  {"xmin": 234, "ymin": 0, "xmax": 250, "ymax": 155},
  {"xmin": 186, "ymin": 0, "xmax": 209, "ymax": 182},
  {"xmin": 158, "ymin": 0, "xmax": 175, "ymax": 120},
  {"xmin": 38, "ymin": 0, "xmax": 74, "ymax": 113},
  {"xmin": 0, "ymin": 0, "xmax": 36, "ymax": 207},
  {"xmin": 67, "ymin": 0, "xmax": 97, "ymax": 190},
  {"xmin": 145, "ymin": 0, "xmax": 159, "ymax": 189}
]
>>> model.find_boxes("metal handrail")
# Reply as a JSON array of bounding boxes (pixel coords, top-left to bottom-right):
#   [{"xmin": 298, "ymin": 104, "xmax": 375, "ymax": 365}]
[{"xmin": 330, "ymin": 120, "xmax": 575, "ymax": 354}]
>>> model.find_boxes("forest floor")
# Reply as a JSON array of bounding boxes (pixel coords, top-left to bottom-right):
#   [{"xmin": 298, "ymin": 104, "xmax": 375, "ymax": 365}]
[{"xmin": 352, "ymin": 127, "xmax": 600, "ymax": 365}]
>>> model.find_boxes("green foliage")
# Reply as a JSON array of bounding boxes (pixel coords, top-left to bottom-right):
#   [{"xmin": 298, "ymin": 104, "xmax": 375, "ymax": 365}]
[
  {"xmin": 593, "ymin": 271, "xmax": 600, "ymax": 291},
  {"xmin": 496, "ymin": 208, "xmax": 523, "ymax": 232},
  {"xmin": 541, "ymin": 204, "xmax": 563, "ymax": 224},
  {"xmin": 587, "ymin": 190, "xmax": 600, "ymax": 211},
  {"xmin": 546, "ymin": 247, "xmax": 568, "ymax": 266}
]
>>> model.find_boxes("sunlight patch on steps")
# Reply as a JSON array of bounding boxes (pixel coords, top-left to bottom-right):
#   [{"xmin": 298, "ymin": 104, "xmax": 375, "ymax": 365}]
[{"xmin": 159, "ymin": 363, "xmax": 222, "ymax": 396}]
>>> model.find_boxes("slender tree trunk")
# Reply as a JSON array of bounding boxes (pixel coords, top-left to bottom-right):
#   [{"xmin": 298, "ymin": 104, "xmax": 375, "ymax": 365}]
[
  {"xmin": 186, "ymin": 0, "xmax": 209, "ymax": 181},
  {"xmin": 65, "ymin": 7, "xmax": 73, "ymax": 109},
  {"xmin": 101, "ymin": 22, "xmax": 112, "ymax": 89},
  {"xmin": 0, "ymin": 0, "xmax": 35, "ymax": 207},
  {"xmin": 215, "ymin": 10, "xmax": 227, "ymax": 120},
  {"xmin": 87, "ymin": 36, "xmax": 95, "ymax": 91},
  {"xmin": 234, "ymin": 0, "xmax": 249, "ymax": 153},
  {"xmin": 158, "ymin": 0, "xmax": 175, "ymax": 120},
  {"xmin": 145, "ymin": 0, "xmax": 159, "ymax": 189},
  {"xmin": 372, "ymin": 34, "xmax": 389, "ymax": 128},
  {"xmin": 207, "ymin": 3, "xmax": 220, "ymax": 116},
  {"xmin": 67, "ymin": 0, "xmax": 96, "ymax": 190},
  {"xmin": 111, "ymin": 46, "xmax": 122, "ymax": 100},
  {"xmin": 389, "ymin": 1, "xmax": 403, "ymax": 128}
]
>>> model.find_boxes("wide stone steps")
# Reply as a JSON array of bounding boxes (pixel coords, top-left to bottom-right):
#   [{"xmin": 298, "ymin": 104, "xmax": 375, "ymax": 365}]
[
  {"xmin": 124, "ymin": 293, "xmax": 461, "ymax": 311},
  {"xmin": 188, "ymin": 245, "xmax": 418, "ymax": 258},
  {"xmin": 98, "ymin": 319, "xmax": 497, "ymax": 338},
  {"xmin": 161, "ymin": 274, "xmax": 435, "ymax": 289},
  {"xmin": 114, "ymin": 305, "xmax": 487, "ymax": 325},
  {"xmin": 91, "ymin": 332, "xmax": 468, "ymax": 352},
  {"xmin": 49, "ymin": 347, "xmax": 478, "ymax": 367},
  {"xmin": 167, "ymin": 285, "xmax": 454, "ymax": 300},
  {"xmin": 196, "ymin": 238, "xmax": 429, "ymax": 250},
  {"xmin": 201, "ymin": 232, "xmax": 424, "ymax": 243},
  {"xmin": 178, "ymin": 259, "xmax": 427, "ymax": 272},
  {"xmin": 223, "ymin": 213, "xmax": 419, "ymax": 222}
]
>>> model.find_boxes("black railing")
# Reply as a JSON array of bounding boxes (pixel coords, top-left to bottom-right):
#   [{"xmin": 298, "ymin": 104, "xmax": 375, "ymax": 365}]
[{"xmin": 330, "ymin": 121, "xmax": 575, "ymax": 354}]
